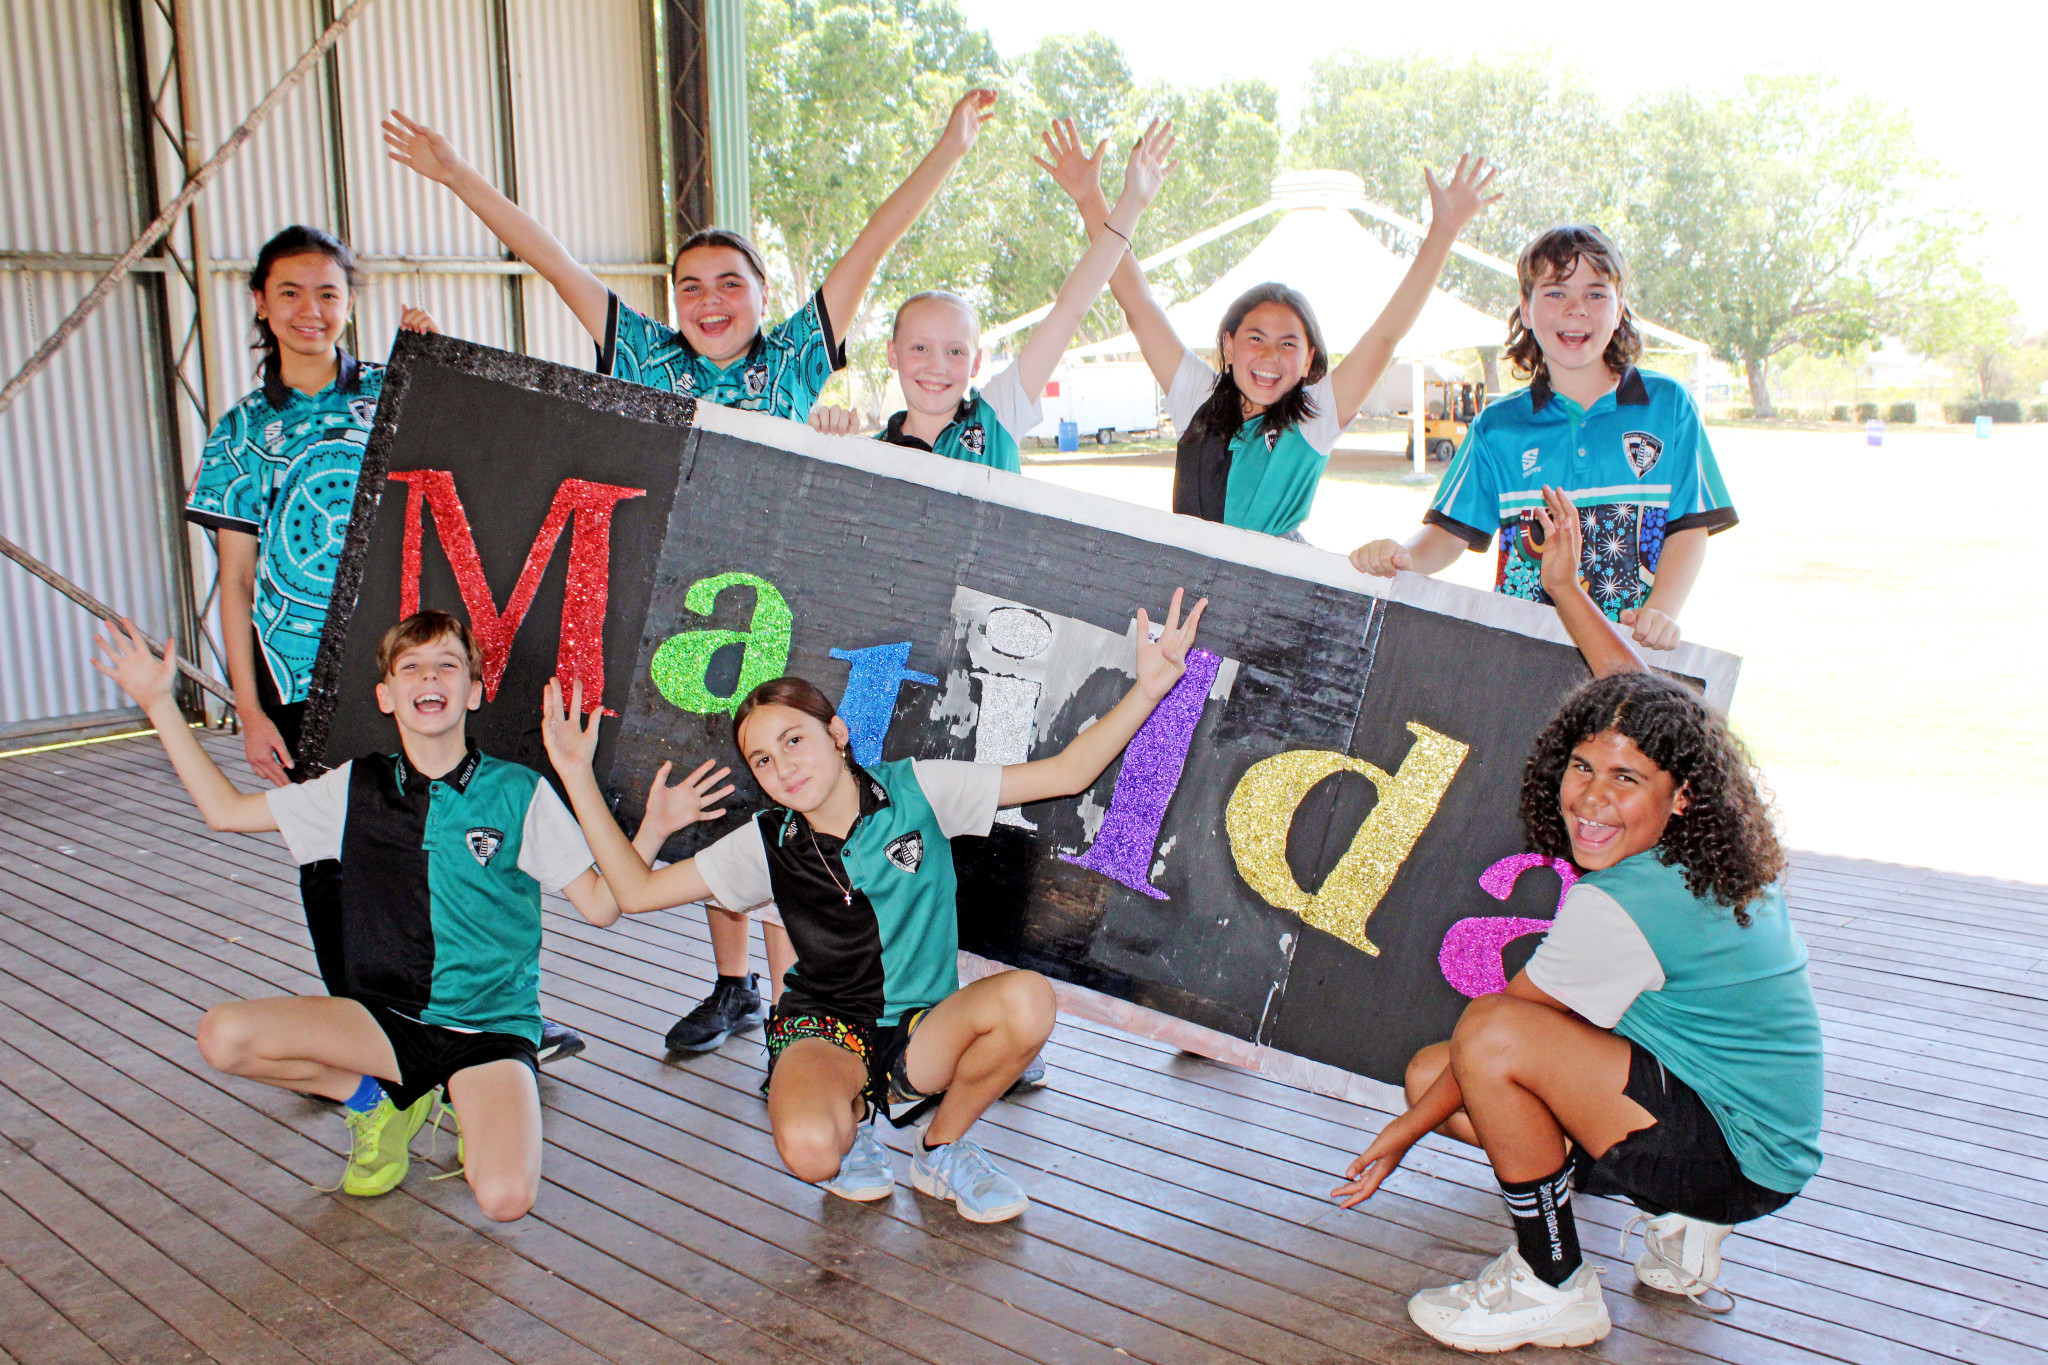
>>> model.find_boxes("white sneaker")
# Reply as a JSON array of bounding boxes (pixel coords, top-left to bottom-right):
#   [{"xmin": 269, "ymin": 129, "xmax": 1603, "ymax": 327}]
[
  {"xmin": 1626, "ymin": 1212, "xmax": 1737, "ymax": 1312},
  {"xmin": 1407, "ymin": 1248, "xmax": 1610, "ymax": 1352}
]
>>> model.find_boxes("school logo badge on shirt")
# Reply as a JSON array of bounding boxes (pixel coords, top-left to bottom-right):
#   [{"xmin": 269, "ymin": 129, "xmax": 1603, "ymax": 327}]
[
  {"xmin": 744, "ymin": 364, "xmax": 768, "ymax": 399},
  {"xmin": 348, "ymin": 397, "xmax": 377, "ymax": 425},
  {"xmin": 1622, "ymin": 431, "xmax": 1663, "ymax": 476},
  {"xmin": 962, "ymin": 422, "xmax": 987, "ymax": 456},
  {"xmin": 1521, "ymin": 447, "xmax": 1541, "ymax": 474},
  {"xmin": 884, "ymin": 831, "xmax": 924, "ymax": 873},
  {"xmin": 465, "ymin": 828, "xmax": 504, "ymax": 866}
]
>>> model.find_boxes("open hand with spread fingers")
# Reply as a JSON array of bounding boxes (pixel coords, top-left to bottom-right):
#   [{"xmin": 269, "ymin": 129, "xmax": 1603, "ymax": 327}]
[{"xmin": 1133, "ymin": 587, "xmax": 1209, "ymax": 702}]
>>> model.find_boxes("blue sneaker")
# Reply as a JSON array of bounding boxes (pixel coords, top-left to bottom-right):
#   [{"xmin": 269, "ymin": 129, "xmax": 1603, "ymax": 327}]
[
  {"xmin": 821, "ymin": 1118, "xmax": 895, "ymax": 1202},
  {"xmin": 1005, "ymin": 1054, "xmax": 1047, "ymax": 1096},
  {"xmin": 910, "ymin": 1132, "xmax": 1028, "ymax": 1223}
]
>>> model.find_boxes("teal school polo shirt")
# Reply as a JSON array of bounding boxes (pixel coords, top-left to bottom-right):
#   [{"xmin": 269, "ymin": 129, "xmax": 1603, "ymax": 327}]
[
  {"xmin": 877, "ymin": 359, "xmax": 1039, "ymax": 474},
  {"xmin": 597, "ymin": 291, "xmax": 845, "ymax": 420},
  {"xmin": 1426, "ymin": 368, "xmax": 1736, "ymax": 617},
  {"xmin": 183, "ymin": 353, "xmax": 383, "ymax": 704}
]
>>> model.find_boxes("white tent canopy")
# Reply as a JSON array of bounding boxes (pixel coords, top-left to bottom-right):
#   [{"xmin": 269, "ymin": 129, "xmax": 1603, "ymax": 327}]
[{"xmin": 1068, "ymin": 171, "xmax": 1505, "ymax": 361}]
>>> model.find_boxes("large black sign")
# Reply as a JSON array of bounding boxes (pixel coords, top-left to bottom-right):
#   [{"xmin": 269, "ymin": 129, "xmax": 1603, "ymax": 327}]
[{"xmin": 310, "ymin": 333, "xmax": 1739, "ymax": 1085}]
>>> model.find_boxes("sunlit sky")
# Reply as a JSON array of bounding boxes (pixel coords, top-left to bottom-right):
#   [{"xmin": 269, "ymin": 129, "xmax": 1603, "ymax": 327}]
[{"xmin": 958, "ymin": 0, "xmax": 2047, "ymax": 330}]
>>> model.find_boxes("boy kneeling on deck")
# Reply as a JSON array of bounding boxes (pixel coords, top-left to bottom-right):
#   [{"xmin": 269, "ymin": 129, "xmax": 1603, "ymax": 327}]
[{"xmin": 95, "ymin": 609, "xmax": 675, "ymax": 1218}]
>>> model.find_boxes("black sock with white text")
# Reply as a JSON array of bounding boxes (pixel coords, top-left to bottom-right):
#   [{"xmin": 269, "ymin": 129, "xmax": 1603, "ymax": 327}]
[{"xmin": 1498, "ymin": 1162, "xmax": 1582, "ymax": 1287}]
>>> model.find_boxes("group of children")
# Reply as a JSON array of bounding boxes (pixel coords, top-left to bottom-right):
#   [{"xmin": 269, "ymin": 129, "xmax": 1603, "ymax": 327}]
[{"xmin": 91, "ymin": 88, "xmax": 1820, "ymax": 1354}]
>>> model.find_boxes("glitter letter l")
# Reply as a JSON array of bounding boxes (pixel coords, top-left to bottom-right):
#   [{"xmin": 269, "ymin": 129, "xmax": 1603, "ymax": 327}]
[
  {"xmin": 829, "ymin": 642, "xmax": 938, "ymax": 766},
  {"xmin": 1224, "ymin": 722, "xmax": 1469, "ymax": 956},
  {"xmin": 1063, "ymin": 648, "xmax": 1221, "ymax": 898}
]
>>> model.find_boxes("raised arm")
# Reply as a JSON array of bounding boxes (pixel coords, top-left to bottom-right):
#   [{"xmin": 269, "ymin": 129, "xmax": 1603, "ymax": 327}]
[
  {"xmin": 1328, "ymin": 156, "xmax": 1499, "ymax": 427},
  {"xmin": 1534, "ymin": 486, "xmax": 1648, "ymax": 678},
  {"xmin": 558, "ymin": 763, "xmax": 720, "ymax": 927},
  {"xmin": 92, "ymin": 619, "xmax": 276, "ymax": 832},
  {"xmin": 1012, "ymin": 121, "xmax": 1177, "ymax": 396},
  {"xmin": 997, "ymin": 589, "xmax": 1207, "ymax": 809},
  {"xmin": 816, "ymin": 89, "xmax": 997, "ymax": 350},
  {"xmin": 1035, "ymin": 118, "xmax": 1189, "ymax": 391},
  {"xmin": 384, "ymin": 110, "xmax": 610, "ymax": 342},
  {"xmin": 540, "ymin": 678, "xmax": 731, "ymax": 914}
]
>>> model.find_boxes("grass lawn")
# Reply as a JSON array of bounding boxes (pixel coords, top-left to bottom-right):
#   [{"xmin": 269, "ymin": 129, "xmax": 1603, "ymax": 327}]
[{"xmin": 1025, "ymin": 422, "xmax": 2048, "ymax": 882}]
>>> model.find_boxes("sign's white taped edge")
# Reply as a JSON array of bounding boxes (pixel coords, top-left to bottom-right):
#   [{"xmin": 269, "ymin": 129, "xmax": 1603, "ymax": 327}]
[{"xmin": 694, "ymin": 403, "xmax": 1741, "ymax": 710}]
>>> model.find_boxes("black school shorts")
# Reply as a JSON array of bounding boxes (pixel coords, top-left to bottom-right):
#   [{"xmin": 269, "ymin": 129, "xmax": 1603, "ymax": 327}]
[
  {"xmin": 1571, "ymin": 1040, "xmax": 1797, "ymax": 1226},
  {"xmin": 763, "ymin": 1005, "xmax": 938, "ymax": 1111},
  {"xmin": 364, "ymin": 1002, "xmax": 538, "ymax": 1110}
]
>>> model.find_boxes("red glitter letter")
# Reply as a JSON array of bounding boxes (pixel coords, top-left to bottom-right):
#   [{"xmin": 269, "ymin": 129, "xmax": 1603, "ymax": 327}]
[{"xmin": 391, "ymin": 470, "xmax": 645, "ymax": 709}]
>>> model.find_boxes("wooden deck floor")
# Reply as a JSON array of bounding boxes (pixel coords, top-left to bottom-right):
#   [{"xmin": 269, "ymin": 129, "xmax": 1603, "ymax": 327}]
[{"xmin": 0, "ymin": 729, "xmax": 2043, "ymax": 1364}]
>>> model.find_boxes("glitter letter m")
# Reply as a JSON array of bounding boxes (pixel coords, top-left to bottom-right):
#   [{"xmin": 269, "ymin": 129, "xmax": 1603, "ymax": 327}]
[{"xmin": 390, "ymin": 470, "xmax": 647, "ymax": 710}]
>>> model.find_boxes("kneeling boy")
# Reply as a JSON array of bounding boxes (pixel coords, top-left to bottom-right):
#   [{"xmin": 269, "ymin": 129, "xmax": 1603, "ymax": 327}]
[{"xmin": 94, "ymin": 610, "xmax": 667, "ymax": 1219}]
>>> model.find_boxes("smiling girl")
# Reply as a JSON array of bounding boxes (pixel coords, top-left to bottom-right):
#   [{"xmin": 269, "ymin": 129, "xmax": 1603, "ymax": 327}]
[
  {"xmin": 1333, "ymin": 486, "xmax": 1821, "ymax": 1352},
  {"xmin": 1351, "ymin": 225, "xmax": 1736, "ymax": 652},
  {"xmin": 183, "ymin": 226, "xmax": 436, "ymax": 997},
  {"xmin": 384, "ymin": 91, "xmax": 995, "ymax": 420},
  {"xmin": 854, "ymin": 119, "xmax": 1174, "ymax": 470},
  {"xmin": 1040, "ymin": 120, "xmax": 1497, "ymax": 541},
  {"xmin": 540, "ymin": 591, "xmax": 1206, "ymax": 1223}
]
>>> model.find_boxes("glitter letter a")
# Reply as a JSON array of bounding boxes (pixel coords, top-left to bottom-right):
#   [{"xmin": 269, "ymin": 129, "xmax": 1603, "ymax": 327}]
[
  {"xmin": 1438, "ymin": 855, "xmax": 1577, "ymax": 998},
  {"xmin": 650, "ymin": 571, "xmax": 792, "ymax": 715},
  {"xmin": 1224, "ymin": 723, "xmax": 1469, "ymax": 956},
  {"xmin": 391, "ymin": 470, "xmax": 646, "ymax": 708},
  {"xmin": 1063, "ymin": 648, "xmax": 1222, "ymax": 898}
]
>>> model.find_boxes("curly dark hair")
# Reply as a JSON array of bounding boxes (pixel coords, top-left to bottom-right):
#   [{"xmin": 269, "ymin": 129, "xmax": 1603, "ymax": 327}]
[
  {"xmin": 1503, "ymin": 224, "xmax": 1643, "ymax": 388},
  {"xmin": 1520, "ymin": 673, "xmax": 1783, "ymax": 923}
]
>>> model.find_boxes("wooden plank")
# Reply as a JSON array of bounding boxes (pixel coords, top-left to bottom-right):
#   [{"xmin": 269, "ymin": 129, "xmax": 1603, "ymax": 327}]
[{"xmin": 0, "ymin": 1244, "xmax": 119, "ymax": 1365}]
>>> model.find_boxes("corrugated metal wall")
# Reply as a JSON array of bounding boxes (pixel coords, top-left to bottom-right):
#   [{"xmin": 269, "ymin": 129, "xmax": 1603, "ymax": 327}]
[
  {"xmin": 1, "ymin": 0, "xmax": 668, "ymax": 728},
  {"xmin": 0, "ymin": 0, "xmax": 175, "ymax": 724}
]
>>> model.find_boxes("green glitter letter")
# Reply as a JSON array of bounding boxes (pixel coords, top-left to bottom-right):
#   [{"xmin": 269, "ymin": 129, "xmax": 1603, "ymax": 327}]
[{"xmin": 650, "ymin": 571, "xmax": 793, "ymax": 714}]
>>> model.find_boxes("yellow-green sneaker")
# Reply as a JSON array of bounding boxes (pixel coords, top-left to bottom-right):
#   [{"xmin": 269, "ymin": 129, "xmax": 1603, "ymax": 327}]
[{"xmin": 339, "ymin": 1092, "xmax": 435, "ymax": 1196}]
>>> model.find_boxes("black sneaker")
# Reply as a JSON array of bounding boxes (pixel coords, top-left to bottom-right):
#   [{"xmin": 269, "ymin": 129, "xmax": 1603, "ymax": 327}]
[
  {"xmin": 666, "ymin": 974, "xmax": 767, "ymax": 1053},
  {"xmin": 536, "ymin": 1019, "xmax": 586, "ymax": 1065}
]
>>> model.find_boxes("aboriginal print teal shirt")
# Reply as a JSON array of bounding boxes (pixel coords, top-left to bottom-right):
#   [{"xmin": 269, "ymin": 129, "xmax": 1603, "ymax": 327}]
[
  {"xmin": 184, "ymin": 353, "xmax": 382, "ymax": 704},
  {"xmin": 877, "ymin": 360, "xmax": 1040, "ymax": 474},
  {"xmin": 597, "ymin": 290, "xmax": 845, "ymax": 420},
  {"xmin": 1426, "ymin": 368, "xmax": 1737, "ymax": 617}
]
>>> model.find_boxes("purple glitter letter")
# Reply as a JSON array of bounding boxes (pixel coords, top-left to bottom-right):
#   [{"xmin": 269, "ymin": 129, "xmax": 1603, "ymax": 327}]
[
  {"xmin": 1439, "ymin": 854, "xmax": 1579, "ymax": 998},
  {"xmin": 1063, "ymin": 648, "xmax": 1221, "ymax": 898}
]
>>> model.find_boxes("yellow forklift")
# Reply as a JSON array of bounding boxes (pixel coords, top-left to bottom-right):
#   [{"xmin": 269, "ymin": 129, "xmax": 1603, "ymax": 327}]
[{"xmin": 1404, "ymin": 380, "xmax": 1488, "ymax": 462}]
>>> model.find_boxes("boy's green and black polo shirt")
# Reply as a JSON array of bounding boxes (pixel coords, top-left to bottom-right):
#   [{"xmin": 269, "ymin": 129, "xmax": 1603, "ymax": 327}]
[
  {"xmin": 693, "ymin": 759, "xmax": 1001, "ymax": 1027},
  {"xmin": 266, "ymin": 744, "xmax": 595, "ymax": 1044},
  {"xmin": 596, "ymin": 290, "xmax": 845, "ymax": 420},
  {"xmin": 877, "ymin": 360, "xmax": 1039, "ymax": 474}
]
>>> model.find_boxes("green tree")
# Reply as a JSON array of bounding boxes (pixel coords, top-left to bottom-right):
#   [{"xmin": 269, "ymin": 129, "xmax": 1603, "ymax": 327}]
[
  {"xmin": 1619, "ymin": 75, "xmax": 1916, "ymax": 416},
  {"xmin": 1899, "ymin": 241, "xmax": 2024, "ymax": 399},
  {"xmin": 1290, "ymin": 51, "xmax": 1623, "ymax": 317}
]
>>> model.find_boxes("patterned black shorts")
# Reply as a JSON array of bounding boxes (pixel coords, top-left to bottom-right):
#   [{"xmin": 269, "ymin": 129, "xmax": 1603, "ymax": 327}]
[{"xmin": 763, "ymin": 1006, "xmax": 939, "ymax": 1111}]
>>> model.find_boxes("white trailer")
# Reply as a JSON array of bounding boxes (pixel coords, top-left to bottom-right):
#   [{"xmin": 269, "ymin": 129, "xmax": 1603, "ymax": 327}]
[{"xmin": 1023, "ymin": 361, "xmax": 1162, "ymax": 446}]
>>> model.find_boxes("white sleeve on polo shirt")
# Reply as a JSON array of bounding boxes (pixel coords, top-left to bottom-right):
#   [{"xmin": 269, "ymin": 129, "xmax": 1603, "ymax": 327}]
[
  {"xmin": 692, "ymin": 820, "xmax": 775, "ymax": 914},
  {"xmin": 1165, "ymin": 349, "xmax": 1218, "ymax": 431},
  {"xmin": 1524, "ymin": 881, "xmax": 1666, "ymax": 1027},
  {"xmin": 978, "ymin": 360, "xmax": 1043, "ymax": 440},
  {"xmin": 517, "ymin": 780, "xmax": 599, "ymax": 894},
  {"xmin": 1300, "ymin": 374, "xmax": 1342, "ymax": 454},
  {"xmin": 264, "ymin": 762, "xmax": 352, "ymax": 865},
  {"xmin": 911, "ymin": 760, "xmax": 1003, "ymax": 839}
]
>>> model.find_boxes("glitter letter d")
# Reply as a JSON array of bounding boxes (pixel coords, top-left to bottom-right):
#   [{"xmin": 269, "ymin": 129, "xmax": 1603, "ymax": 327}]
[
  {"xmin": 650, "ymin": 572, "xmax": 792, "ymax": 715},
  {"xmin": 1224, "ymin": 723, "xmax": 1469, "ymax": 956}
]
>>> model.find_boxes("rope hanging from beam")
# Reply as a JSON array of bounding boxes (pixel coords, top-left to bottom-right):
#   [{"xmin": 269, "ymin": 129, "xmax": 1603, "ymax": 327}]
[{"xmin": 0, "ymin": 0, "xmax": 379, "ymax": 418}]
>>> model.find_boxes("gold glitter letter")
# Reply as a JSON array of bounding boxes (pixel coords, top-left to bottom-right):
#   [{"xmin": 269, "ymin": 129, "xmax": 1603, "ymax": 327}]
[{"xmin": 1224, "ymin": 723, "xmax": 1470, "ymax": 956}]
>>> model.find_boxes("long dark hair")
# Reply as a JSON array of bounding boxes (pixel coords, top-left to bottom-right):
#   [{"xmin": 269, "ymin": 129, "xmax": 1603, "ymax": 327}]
[
  {"xmin": 1504, "ymin": 224, "xmax": 1642, "ymax": 387},
  {"xmin": 1186, "ymin": 283, "xmax": 1328, "ymax": 441},
  {"xmin": 249, "ymin": 226, "xmax": 359, "ymax": 375},
  {"xmin": 1520, "ymin": 673, "xmax": 1783, "ymax": 922}
]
